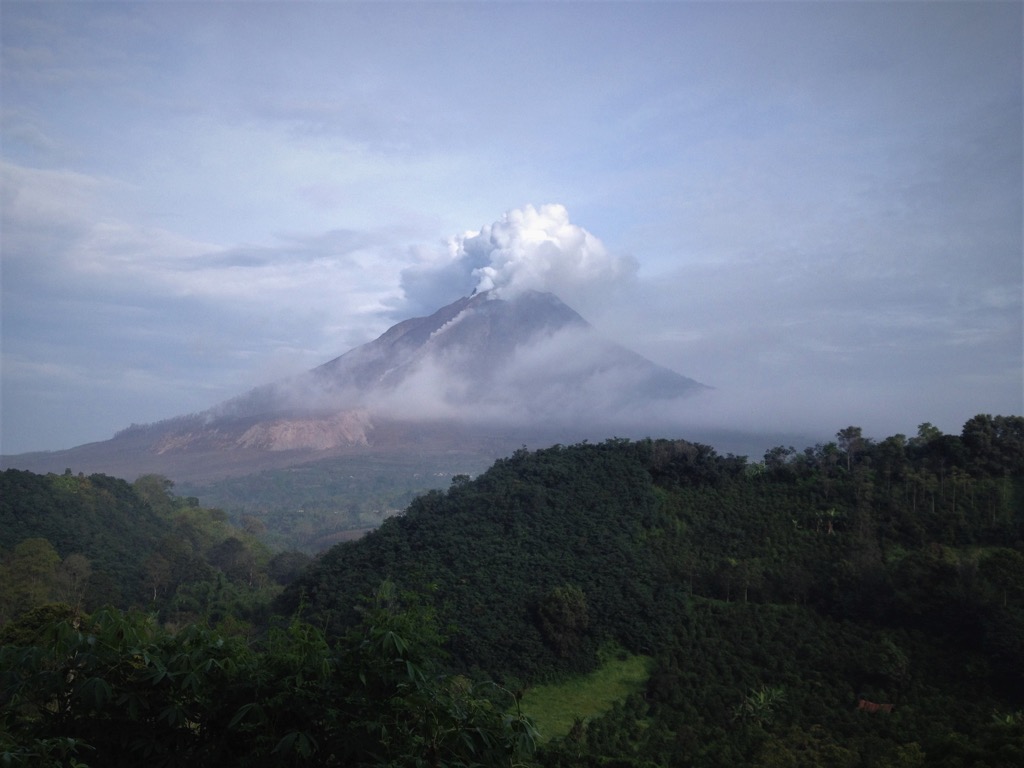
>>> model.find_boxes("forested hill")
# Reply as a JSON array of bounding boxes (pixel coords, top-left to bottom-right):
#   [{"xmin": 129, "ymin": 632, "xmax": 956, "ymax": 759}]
[
  {"xmin": 283, "ymin": 438, "xmax": 680, "ymax": 678},
  {"xmin": 279, "ymin": 415, "xmax": 1024, "ymax": 765},
  {"xmin": 281, "ymin": 415, "xmax": 1024, "ymax": 680},
  {"xmin": 0, "ymin": 470, "xmax": 311, "ymax": 628},
  {"xmin": 1, "ymin": 471, "xmax": 174, "ymax": 610}
]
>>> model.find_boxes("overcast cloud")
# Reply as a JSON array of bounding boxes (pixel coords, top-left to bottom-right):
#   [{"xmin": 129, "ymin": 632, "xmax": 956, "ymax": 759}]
[{"xmin": 1, "ymin": 1, "xmax": 1021, "ymax": 455}]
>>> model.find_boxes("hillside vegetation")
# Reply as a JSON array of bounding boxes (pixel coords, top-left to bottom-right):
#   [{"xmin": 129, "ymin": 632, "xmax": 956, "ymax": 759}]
[
  {"xmin": 279, "ymin": 415, "xmax": 1024, "ymax": 765},
  {"xmin": 2, "ymin": 414, "xmax": 1023, "ymax": 767},
  {"xmin": 0, "ymin": 470, "xmax": 311, "ymax": 632}
]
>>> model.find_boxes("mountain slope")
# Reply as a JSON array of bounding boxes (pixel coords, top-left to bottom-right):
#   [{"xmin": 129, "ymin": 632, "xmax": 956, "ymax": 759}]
[
  {"xmin": 211, "ymin": 289, "xmax": 707, "ymax": 423},
  {"xmin": 1, "ymin": 291, "xmax": 709, "ymax": 483}
]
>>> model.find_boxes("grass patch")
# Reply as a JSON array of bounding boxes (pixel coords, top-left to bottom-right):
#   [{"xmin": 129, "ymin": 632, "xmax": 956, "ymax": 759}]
[{"xmin": 520, "ymin": 651, "xmax": 652, "ymax": 742}]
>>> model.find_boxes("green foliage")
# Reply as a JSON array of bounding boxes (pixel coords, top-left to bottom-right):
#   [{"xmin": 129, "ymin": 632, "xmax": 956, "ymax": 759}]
[
  {"xmin": 734, "ymin": 685, "xmax": 787, "ymax": 728},
  {"xmin": 279, "ymin": 440, "xmax": 671, "ymax": 680},
  {"xmin": 0, "ymin": 471, "xmax": 279, "ymax": 633},
  {"xmin": 537, "ymin": 585, "xmax": 590, "ymax": 659},
  {"xmin": 1, "ymin": 539, "xmax": 60, "ymax": 621},
  {"xmin": 0, "ymin": 583, "xmax": 539, "ymax": 768},
  {"xmin": 4, "ymin": 412, "xmax": 1023, "ymax": 767},
  {"xmin": 0, "ymin": 602, "xmax": 78, "ymax": 647},
  {"xmin": 0, "ymin": 471, "xmax": 169, "ymax": 605},
  {"xmin": 277, "ymin": 416, "xmax": 1023, "ymax": 767}
]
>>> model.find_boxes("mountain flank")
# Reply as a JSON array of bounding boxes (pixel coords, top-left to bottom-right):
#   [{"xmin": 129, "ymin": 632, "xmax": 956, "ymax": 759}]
[{"xmin": 1, "ymin": 290, "xmax": 710, "ymax": 484}]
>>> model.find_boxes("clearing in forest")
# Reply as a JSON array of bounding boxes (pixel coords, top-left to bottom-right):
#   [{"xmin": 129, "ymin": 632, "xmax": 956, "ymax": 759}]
[{"xmin": 520, "ymin": 651, "xmax": 652, "ymax": 742}]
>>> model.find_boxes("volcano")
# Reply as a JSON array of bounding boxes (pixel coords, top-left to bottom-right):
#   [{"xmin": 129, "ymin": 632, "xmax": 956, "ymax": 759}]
[
  {"xmin": 1, "ymin": 290, "xmax": 709, "ymax": 482},
  {"xmin": 212, "ymin": 289, "xmax": 706, "ymax": 422}
]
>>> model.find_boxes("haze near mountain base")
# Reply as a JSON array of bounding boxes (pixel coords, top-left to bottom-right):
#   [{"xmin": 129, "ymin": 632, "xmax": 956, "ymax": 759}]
[{"xmin": 214, "ymin": 288, "xmax": 709, "ymax": 432}]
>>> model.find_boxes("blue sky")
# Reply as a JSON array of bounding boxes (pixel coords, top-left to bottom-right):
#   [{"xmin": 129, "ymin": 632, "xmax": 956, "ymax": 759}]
[{"xmin": 2, "ymin": 1, "xmax": 1021, "ymax": 455}]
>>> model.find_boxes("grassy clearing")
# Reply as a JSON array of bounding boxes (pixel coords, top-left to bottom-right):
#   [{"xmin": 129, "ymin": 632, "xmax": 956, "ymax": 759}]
[{"xmin": 520, "ymin": 652, "xmax": 652, "ymax": 742}]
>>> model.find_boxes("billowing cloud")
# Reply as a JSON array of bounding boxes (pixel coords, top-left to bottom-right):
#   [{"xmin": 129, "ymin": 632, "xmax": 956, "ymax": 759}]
[
  {"xmin": 399, "ymin": 204, "xmax": 637, "ymax": 314},
  {"xmin": 460, "ymin": 203, "xmax": 637, "ymax": 298}
]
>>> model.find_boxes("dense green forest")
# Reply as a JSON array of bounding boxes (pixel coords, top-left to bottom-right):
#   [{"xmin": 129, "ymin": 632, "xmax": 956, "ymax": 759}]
[
  {"xmin": 3, "ymin": 414, "xmax": 1023, "ymax": 766},
  {"xmin": 0, "ymin": 470, "xmax": 312, "ymax": 632}
]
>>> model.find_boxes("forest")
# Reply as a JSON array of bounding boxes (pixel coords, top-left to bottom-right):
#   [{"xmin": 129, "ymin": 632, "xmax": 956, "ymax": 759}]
[{"xmin": 2, "ymin": 413, "xmax": 1023, "ymax": 767}]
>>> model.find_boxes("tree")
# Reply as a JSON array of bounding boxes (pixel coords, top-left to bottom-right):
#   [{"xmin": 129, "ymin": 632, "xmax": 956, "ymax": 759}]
[
  {"xmin": 764, "ymin": 446, "xmax": 798, "ymax": 478},
  {"xmin": 737, "ymin": 557, "xmax": 764, "ymax": 603},
  {"xmin": 133, "ymin": 474, "xmax": 176, "ymax": 517},
  {"xmin": 208, "ymin": 537, "xmax": 256, "ymax": 585},
  {"xmin": 267, "ymin": 550, "xmax": 312, "ymax": 586},
  {"xmin": 3, "ymin": 538, "xmax": 60, "ymax": 619},
  {"xmin": 537, "ymin": 584, "xmax": 590, "ymax": 658},
  {"xmin": 837, "ymin": 427, "xmax": 865, "ymax": 472},
  {"xmin": 734, "ymin": 685, "xmax": 787, "ymax": 728},
  {"xmin": 142, "ymin": 553, "xmax": 172, "ymax": 602},
  {"xmin": 874, "ymin": 434, "xmax": 908, "ymax": 497},
  {"xmin": 911, "ymin": 422, "xmax": 942, "ymax": 448},
  {"xmin": 962, "ymin": 414, "xmax": 1024, "ymax": 476},
  {"xmin": 54, "ymin": 554, "xmax": 92, "ymax": 610},
  {"xmin": 978, "ymin": 548, "xmax": 1024, "ymax": 608},
  {"xmin": 239, "ymin": 515, "xmax": 266, "ymax": 537}
]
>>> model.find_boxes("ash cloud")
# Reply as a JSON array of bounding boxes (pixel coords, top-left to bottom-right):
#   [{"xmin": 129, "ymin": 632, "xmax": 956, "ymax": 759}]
[{"xmin": 400, "ymin": 204, "xmax": 638, "ymax": 315}]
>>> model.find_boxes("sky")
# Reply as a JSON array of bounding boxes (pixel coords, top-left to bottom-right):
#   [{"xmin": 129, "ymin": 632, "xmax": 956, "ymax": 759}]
[{"xmin": 1, "ymin": 0, "xmax": 1021, "ymax": 456}]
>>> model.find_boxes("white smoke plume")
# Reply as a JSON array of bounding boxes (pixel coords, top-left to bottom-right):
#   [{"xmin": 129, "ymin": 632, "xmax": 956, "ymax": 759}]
[
  {"xmin": 400, "ymin": 204, "xmax": 637, "ymax": 314},
  {"xmin": 459, "ymin": 204, "xmax": 637, "ymax": 301}
]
